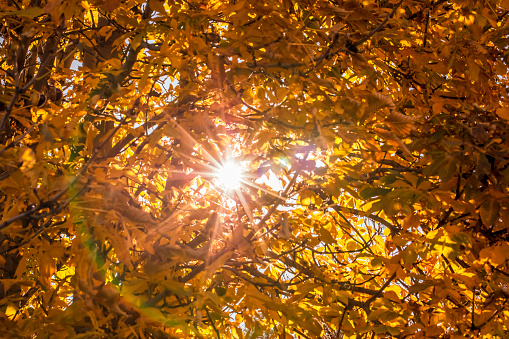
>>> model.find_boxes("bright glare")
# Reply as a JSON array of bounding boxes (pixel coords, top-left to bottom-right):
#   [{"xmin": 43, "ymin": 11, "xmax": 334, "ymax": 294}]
[{"xmin": 216, "ymin": 162, "xmax": 243, "ymax": 190}]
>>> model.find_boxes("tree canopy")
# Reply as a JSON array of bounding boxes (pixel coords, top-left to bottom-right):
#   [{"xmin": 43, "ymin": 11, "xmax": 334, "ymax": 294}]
[{"xmin": 1, "ymin": 0, "xmax": 509, "ymax": 338}]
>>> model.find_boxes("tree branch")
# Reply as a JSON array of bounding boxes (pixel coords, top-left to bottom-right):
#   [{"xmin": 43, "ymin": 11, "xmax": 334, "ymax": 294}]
[{"xmin": 353, "ymin": 0, "xmax": 404, "ymax": 48}]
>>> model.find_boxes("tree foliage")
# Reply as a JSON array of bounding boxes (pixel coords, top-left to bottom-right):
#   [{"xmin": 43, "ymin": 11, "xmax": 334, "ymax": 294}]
[{"xmin": 1, "ymin": 0, "xmax": 509, "ymax": 337}]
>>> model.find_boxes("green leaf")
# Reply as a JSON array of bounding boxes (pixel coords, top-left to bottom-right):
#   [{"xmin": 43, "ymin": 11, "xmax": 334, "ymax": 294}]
[
  {"xmin": 360, "ymin": 187, "xmax": 391, "ymax": 199},
  {"xmin": 370, "ymin": 257, "xmax": 383, "ymax": 268},
  {"xmin": 6, "ymin": 7, "xmax": 45, "ymax": 18}
]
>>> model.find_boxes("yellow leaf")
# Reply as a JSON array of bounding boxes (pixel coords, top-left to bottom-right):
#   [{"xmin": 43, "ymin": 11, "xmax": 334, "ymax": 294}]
[
  {"xmin": 20, "ymin": 148, "xmax": 36, "ymax": 171},
  {"xmin": 149, "ymin": 0, "xmax": 167, "ymax": 14},
  {"xmin": 496, "ymin": 107, "xmax": 509, "ymax": 120},
  {"xmin": 39, "ymin": 254, "xmax": 57, "ymax": 288},
  {"xmin": 298, "ymin": 189, "xmax": 316, "ymax": 206},
  {"xmin": 5, "ymin": 305, "xmax": 18, "ymax": 320}
]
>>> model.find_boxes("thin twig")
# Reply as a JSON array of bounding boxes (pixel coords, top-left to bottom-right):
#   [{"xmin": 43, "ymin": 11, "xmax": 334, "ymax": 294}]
[
  {"xmin": 363, "ymin": 272, "xmax": 397, "ymax": 308},
  {"xmin": 204, "ymin": 306, "xmax": 220, "ymax": 339},
  {"xmin": 353, "ymin": 0, "xmax": 404, "ymax": 48},
  {"xmin": 337, "ymin": 306, "xmax": 347, "ymax": 339},
  {"xmin": 0, "ymin": 51, "xmax": 21, "ymax": 135},
  {"xmin": 422, "ymin": 6, "xmax": 430, "ymax": 47},
  {"xmin": 253, "ymin": 151, "xmax": 309, "ymax": 234},
  {"xmin": 0, "ymin": 117, "xmax": 127, "ymax": 233},
  {"xmin": 0, "ymin": 117, "xmax": 41, "ymax": 156}
]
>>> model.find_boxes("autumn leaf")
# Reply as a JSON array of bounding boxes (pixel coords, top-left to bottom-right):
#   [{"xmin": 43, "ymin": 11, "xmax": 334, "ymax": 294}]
[
  {"xmin": 480, "ymin": 197, "xmax": 500, "ymax": 227},
  {"xmin": 1, "ymin": 0, "xmax": 509, "ymax": 338}
]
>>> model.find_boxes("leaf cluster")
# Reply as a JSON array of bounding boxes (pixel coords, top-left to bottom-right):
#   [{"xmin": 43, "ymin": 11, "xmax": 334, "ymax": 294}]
[{"xmin": 1, "ymin": 0, "xmax": 509, "ymax": 338}]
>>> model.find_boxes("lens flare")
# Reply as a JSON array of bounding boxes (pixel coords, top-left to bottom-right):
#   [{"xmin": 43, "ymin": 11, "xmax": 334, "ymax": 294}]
[{"xmin": 215, "ymin": 162, "xmax": 243, "ymax": 190}]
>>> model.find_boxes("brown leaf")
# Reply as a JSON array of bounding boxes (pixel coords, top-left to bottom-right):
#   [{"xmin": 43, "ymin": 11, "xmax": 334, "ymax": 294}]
[
  {"xmin": 361, "ymin": 93, "xmax": 395, "ymax": 121},
  {"xmin": 374, "ymin": 127, "xmax": 413, "ymax": 159},
  {"xmin": 480, "ymin": 197, "xmax": 500, "ymax": 226},
  {"xmin": 115, "ymin": 204, "xmax": 155, "ymax": 225},
  {"xmin": 99, "ymin": 0, "xmax": 122, "ymax": 11},
  {"xmin": 385, "ymin": 111, "xmax": 418, "ymax": 136}
]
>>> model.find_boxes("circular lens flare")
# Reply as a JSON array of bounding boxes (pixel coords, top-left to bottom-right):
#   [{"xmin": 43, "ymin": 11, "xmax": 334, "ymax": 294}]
[{"xmin": 216, "ymin": 162, "xmax": 243, "ymax": 190}]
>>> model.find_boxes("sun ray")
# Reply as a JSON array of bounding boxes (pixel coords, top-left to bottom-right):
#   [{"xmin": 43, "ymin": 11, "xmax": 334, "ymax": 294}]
[
  {"xmin": 235, "ymin": 188, "xmax": 254, "ymax": 226},
  {"xmin": 171, "ymin": 119, "xmax": 222, "ymax": 168},
  {"xmin": 234, "ymin": 188, "xmax": 270, "ymax": 257},
  {"xmin": 174, "ymin": 151, "xmax": 219, "ymax": 172},
  {"xmin": 239, "ymin": 179, "xmax": 285, "ymax": 200},
  {"xmin": 208, "ymin": 210, "xmax": 222, "ymax": 256}
]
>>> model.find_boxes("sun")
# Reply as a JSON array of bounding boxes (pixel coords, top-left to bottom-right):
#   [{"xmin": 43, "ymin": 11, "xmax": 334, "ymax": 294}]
[{"xmin": 215, "ymin": 161, "xmax": 243, "ymax": 190}]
